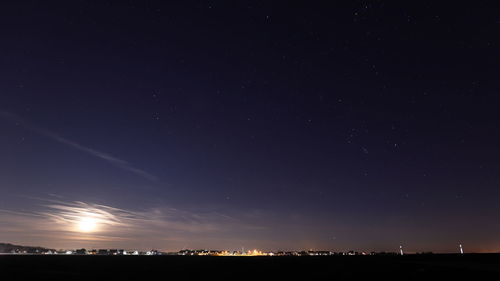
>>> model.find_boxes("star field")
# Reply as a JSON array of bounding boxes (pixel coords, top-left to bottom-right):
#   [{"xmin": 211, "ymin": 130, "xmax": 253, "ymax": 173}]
[{"xmin": 0, "ymin": 1, "xmax": 499, "ymax": 252}]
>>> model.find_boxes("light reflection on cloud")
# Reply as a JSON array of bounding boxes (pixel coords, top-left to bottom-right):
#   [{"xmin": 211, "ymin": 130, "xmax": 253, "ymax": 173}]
[{"xmin": 0, "ymin": 199, "xmax": 264, "ymax": 250}]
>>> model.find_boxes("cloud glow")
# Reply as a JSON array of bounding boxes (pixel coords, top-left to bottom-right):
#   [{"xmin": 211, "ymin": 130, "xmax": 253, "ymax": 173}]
[{"xmin": 0, "ymin": 199, "xmax": 264, "ymax": 250}]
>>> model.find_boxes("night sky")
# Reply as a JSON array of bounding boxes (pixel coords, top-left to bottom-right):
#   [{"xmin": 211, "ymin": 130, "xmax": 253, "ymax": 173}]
[{"xmin": 1, "ymin": 1, "xmax": 499, "ymax": 253}]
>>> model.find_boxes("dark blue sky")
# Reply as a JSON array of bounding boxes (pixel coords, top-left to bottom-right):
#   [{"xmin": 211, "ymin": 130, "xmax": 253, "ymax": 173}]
[{"xmin": 1, "ymin": 1, "xmax": 499, "ymax": 252}]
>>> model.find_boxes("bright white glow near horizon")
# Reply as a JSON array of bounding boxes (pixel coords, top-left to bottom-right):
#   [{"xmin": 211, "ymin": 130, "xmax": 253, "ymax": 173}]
[{"xmin": 78, "ymin": 217, "xmax": 98, "ymax": 232}]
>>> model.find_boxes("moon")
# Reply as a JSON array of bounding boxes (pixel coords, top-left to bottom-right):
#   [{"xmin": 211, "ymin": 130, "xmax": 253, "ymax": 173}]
[{"xmin": 78, "ymin": 217, "xmax": 97, "ymax": 232}]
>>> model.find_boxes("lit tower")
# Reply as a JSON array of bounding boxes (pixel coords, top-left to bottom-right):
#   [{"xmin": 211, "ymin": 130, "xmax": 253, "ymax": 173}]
[
  {"xmin": 399, "ymin": 245, "xmax": 404, "ymax": 256},
  {"xmin": 459, "ymin": 244, "xmax": 463, "ymax": 254}
]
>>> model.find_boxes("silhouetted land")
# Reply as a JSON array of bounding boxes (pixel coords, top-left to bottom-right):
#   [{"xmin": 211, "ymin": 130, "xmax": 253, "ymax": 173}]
[
  {"xmin": 0, "ymin": 243, "xmax": 54, "ymax": 253},
  {"xmin": 1, "ymin": 254, "xmax": 500, "ymax": 280}
]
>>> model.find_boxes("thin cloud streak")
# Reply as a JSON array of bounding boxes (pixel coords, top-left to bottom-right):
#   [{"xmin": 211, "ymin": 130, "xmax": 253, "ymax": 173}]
[
  {"xmin": 0, "ymin": 111, "xmax": 158, "ymax": 181},
  {"xmin": 0, "ymin": 200, "xmax": 262, "ymax": 249}
]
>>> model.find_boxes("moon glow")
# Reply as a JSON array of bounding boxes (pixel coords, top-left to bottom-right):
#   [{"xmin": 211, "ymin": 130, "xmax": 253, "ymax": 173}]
[{"xmin": 78, "ymin": 217, "xmax": 97, "ymax": 232}]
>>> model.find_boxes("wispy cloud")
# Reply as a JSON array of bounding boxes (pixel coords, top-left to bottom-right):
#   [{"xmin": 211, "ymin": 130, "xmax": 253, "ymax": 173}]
[
  {"xmin": 0, "ymin": 200, "xmax": 251, "ymax": 250},
  {"xmin": 0, "ymin": 111, "xmax": 157, "ymax": 181}
]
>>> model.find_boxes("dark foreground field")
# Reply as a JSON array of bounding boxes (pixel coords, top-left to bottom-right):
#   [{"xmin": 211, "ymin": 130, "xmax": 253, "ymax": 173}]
[{"xmin": 1, "ymin": 254, "xmax": 500, "ymax": 280}]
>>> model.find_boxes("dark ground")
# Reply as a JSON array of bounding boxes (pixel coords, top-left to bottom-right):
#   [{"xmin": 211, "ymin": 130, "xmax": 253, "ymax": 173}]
[{"xmin": 1, "ymin": 254, "xmax": 500, "ymax": 280}]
